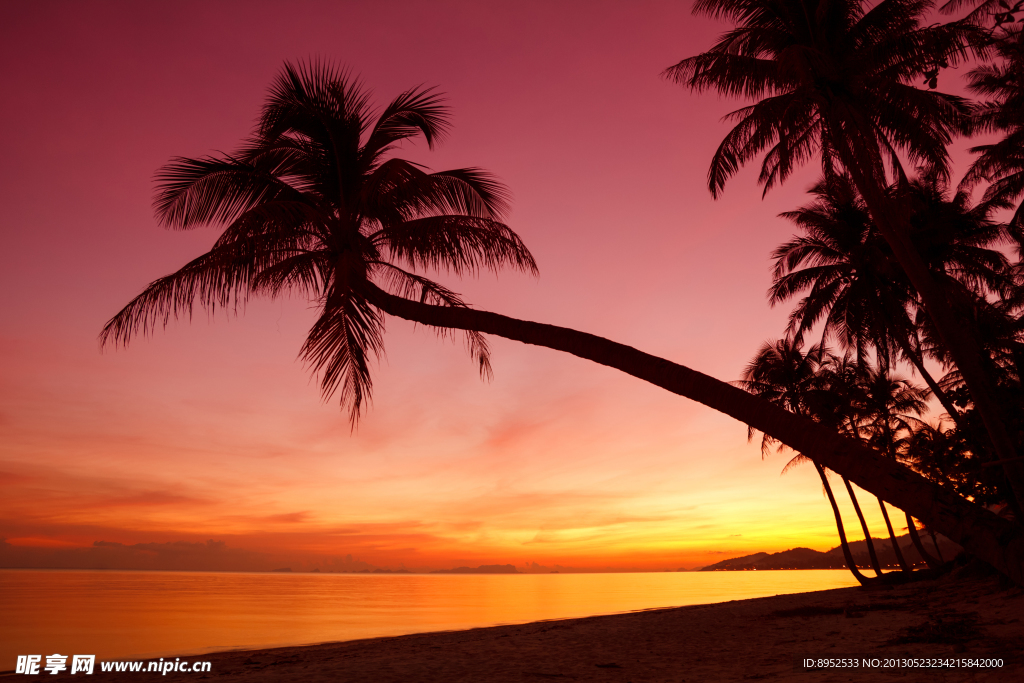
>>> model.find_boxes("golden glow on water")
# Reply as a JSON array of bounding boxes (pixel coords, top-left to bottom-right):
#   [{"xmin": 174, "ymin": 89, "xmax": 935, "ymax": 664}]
[{"xmin": 0, "ymin": 569, "xmax": 858, "ymax": 666}]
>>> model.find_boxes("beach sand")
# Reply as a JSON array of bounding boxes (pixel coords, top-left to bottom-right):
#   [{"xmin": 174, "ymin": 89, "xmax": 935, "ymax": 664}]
[{"xmin": 11, "ymin": 571, "xmax": 1023, "ymax": 682}]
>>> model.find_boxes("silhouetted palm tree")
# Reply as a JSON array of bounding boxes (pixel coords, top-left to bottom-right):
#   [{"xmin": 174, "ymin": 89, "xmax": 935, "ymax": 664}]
[
  {"xmin": 770, "ymin": 178, "xmax": 930, "ymax": 383},
  {"xmin": 961, "ymin": 21, "xmax": 1024, "ymax": 230},
  {"xmin": 101, "ymin": 61, "xmax": 1024, "ymax": 585},
  {"xmin": 666, "ymin": 0, "xmax": 1024, "ymax": 509},
  {"xmin": 816, "ymin": 356, "xmax": 895, "ymax": 573},
  {"xmin": 102, "ymin": 62, "xmax": 536, "ymax": 426},
  {"xmin": 739, "ymin": 338, "xmax": 876, "ymax": 582},
  {"xmin": 771, "ymin": 175, "xmax": 1012, "ymax": 425},
  {"xmin": 857, "ymin": 367, "xmax": 929, "ymax": 570},
  {"xmin": 769, "ymin": 176, "xmax": 1011, "ymax": 568}
]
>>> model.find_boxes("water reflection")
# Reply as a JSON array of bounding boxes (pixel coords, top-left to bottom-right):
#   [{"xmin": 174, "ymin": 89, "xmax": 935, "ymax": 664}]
[{"xmin": 0, "ymin": 569, "xmax": 858, "ymax": 666}]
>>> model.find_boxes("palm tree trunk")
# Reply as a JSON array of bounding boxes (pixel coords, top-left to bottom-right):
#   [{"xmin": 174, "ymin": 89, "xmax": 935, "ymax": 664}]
[
  {"xmin": 897, "ymin": 335, "xmax": 1024, "ymax": 524},
  {"xmin": 836, "ymin": 140, "xmax": 1024, "ymax": 512},
  {"xmin": 816, "ymin": 465, "xmax": 871, "ymax": 585},
  {"xmin": 906, "ymin": 513, "xmax": 941, "ymax": 569},
  {"xmin": 879, "ymin": 500, "xmax": 910, "ymax": 571},
  {"xmin": 361, "ymin": 282, "xmax": 1024, "ymax": 585},
  {"xmin": 843, "ymin": 477, "xmax": 883, "ymax": 575},
  {"xmin": 892, "ymin": 333, "xmax": 965, "ymax": 432}
]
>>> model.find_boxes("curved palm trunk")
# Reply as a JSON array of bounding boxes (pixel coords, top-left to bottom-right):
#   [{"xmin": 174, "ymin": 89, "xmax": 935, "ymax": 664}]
[
  {"xmin": 843, "ymin": 477, "xmax": 883, "ymax": 575},
  {"xmin": 816, "ymin": 464, "xmax": 871, "ymax": 585},
  {"xmin": 892, "ymin": 333, "xmax": 965, "ymax": 432},
  {"xmin": 836, "ymin": 141, "xmax": 1024, "ymax": 512},
  {"xmin": 906, "ymin": 513, "xmax": 941, "ymax": 569},
  {"xmin": 879, "ymin": 500, "xmax": 910, "ymax": 572},
  {"xmin": 362, "ymin": 283, "xmax": 1024, "ymax": 585}
]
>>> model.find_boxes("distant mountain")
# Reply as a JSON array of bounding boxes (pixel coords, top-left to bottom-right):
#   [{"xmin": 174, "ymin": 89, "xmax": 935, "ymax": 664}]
[
  {"xmin": 700, "ymin": 533, "xmax": 962, "ymax": 571},
  {"xmin": 701, "ymin": 548, "xmax": 845, "ymax": 571},
  {"xmin": 431, "ymin": 564, "xmax": 520, "ymax": 574}
]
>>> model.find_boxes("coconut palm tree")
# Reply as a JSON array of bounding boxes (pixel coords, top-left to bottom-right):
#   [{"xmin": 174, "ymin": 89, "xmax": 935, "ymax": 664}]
[
  {"xmin": 856, "ymin": 367, "xmax": 930, "ymax": 570},
  {"xmin": 101, "ymin": 61, "xmax": 1024, "ymax": 585},
  {"xmin": 738, "ymin": 338, "xmax": 878, "ymax": 582},
  {"xmin": 665, "ymin": 0, "xmax": 1024, "ymax": 510},
  {"xmin": 963, "ymin": 25, "xmax": 1024, "ymax": 223},
  {"xmin": 101, "ymin": 62, "xmax": 537, "ymax": 426},
  {"xmin": 771, "ymin": 174, "xmax": 1013, "ymax": 426},
  {"xmin": 769, "ymin": 177, "xmax": 940, "ymax": 397}
]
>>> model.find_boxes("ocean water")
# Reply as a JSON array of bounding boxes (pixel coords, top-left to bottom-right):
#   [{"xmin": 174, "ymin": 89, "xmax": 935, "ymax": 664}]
[{"xmin": 0, "ymin": 569, "xmax": 858, "ymax": 668}]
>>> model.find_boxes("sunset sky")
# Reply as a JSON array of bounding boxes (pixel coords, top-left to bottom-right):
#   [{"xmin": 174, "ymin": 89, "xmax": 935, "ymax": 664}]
[{"xmin": 0, "ymin": 0, "xmax": 958, "ymax": 572}]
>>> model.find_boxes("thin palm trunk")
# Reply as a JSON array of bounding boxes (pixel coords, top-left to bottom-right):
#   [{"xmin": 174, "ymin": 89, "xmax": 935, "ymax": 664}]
[
  {"xmin": 906, "ymin": 513, "xmax": 942, "ymax": 569},
  {"xmin": 843, "ymin": 477, "xmax": 883, "ymax": 575},
  {"xmin": 816, "ymin": 464, "xmax": 871, "ymax": 585},
  {"xmin": 836, "ymin": 139, "xmax": 1024, "ymax": 511},
  {"xmin": 362, "ymin": 282, "xmax": 1024, "ymax": 584},
  {"xmin": 879, "ymin": 500, "xmax": 910, "ymax": 571},
  {"xmin": 892, "ymin": 332, "xmax": 965, "ymax": 432}
]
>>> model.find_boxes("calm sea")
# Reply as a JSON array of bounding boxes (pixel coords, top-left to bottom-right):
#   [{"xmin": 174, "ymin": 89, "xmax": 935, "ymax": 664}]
[{"xmin": 0, "ymin": 569, "xmax": 858, "ymax": 668}]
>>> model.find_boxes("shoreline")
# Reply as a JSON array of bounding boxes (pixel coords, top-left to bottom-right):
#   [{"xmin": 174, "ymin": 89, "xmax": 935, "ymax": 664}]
[{"xmin": 11, "ymin": 572, "xmax": 1018, "ymax": 682}]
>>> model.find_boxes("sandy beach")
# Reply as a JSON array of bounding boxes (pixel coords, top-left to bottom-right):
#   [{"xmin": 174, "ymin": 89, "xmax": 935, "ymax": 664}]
[{"xmin": 23, "ymin": 571, "xmax": 1013, "ymax": 683}]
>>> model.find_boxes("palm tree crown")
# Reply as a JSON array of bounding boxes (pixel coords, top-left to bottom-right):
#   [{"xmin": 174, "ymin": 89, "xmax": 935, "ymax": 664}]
[
  {"xmin": 771, "ymin": 174, "xmax": 1012, "ymax": 366},
  {"xmin": 101, "ymin": 61, "xmax": 537, "ymax": 425},
  {"xmin": 665, "ymin": 0, "xmax": 1024, "ymax": 510},
  {"xmin": 769, "ymin": 176, "xmax": 917, "ymax": 364},
  {"xmin": 962, "ymin": 24, "xmax": 1024, "ymax": 229},
  {"xmin": 665, "ymin": 0, "xmax": 981, "ymax": 197}
]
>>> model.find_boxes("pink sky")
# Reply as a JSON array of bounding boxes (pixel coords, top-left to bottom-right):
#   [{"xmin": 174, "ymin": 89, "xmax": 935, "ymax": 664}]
[{"xmin": 0, "ymin": 0, "xmax": 953, "ymax": 571}]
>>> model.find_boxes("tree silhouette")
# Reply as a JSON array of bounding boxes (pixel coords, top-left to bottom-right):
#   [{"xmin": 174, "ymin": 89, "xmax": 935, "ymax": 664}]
[
  {"xmin": 102, "ymin": 62, "xmax": 536, "ymax": 426},
  {"xmin": 665, "ymin": 0, "xmax": 1024, "ymax": 510},
  {"xmin": 739, "ymin": 338, "xmax": 879, "ymax": 582},
  {"xmin": 771, "ymin": 174, "xmax": 1012, "ymax": 426},
  {"xmin": 101, "ymin": 61, "xmax": 1024, "ymax": 585}
]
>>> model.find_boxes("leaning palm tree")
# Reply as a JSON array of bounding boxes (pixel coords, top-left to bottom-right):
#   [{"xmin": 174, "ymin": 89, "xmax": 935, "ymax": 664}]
[
  {"xmin": 101, "ymin": 62, "xmax": 537, "ymax": 426},
  {"xmin": 101, "ymin": 61, "xmax": 1024, "ymax": 585},
  {"xmin": 665, "ymin": 0, "xmax": 1024, "ymax": 510},
  {"xmin": 815, "ymin": 355, "xmax": 892, "ymax": 574},
  {"xmin": 857, "ymin": 367, "xmax": 929, "ymax": 571},
  {"xmin": 738, "ymin": 338, "xmax": 876, "ymax": 583}
]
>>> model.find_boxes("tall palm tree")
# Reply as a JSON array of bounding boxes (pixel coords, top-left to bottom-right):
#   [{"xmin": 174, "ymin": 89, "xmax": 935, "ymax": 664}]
[
  {"xmin": 771, "ymin": 175, "xmax": 1013, "ymax": 426},
  {"xmin": 665, "ymin": 0, "xmax": 1024, "ymax": 510},
  {"xmin": 821, "ymin": 354, "xmax": 943, "ymax": 568},
  {"xmin": 767, "ymin": 177, "xmax": 1007, "ymax": 567},
  {"xmin": 856, "ymin": 367, "xmax": 929, "ymax": 570},
  {"xmin": 101, "ymin": 61, "xmax": 1024, "ymax": 585},
  {"xmin": 770, "ymin": 177, "xmax": 936, "ymax": 386},
  {"xmin": 739, "ymin": 338, "xmax": 878, "ymax": 582}
]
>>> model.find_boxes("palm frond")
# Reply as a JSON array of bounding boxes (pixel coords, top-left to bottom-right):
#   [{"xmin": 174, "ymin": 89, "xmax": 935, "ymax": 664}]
[
  {"xmin": 370, "ymin": 262, "xmax": 493, "ymax": 380},
  {"xmin": 300, "ymin": 291, "xmax": 385, "ymax": 428},
  {"xmin": 100, "ymin": 238, "xmax": 274, "ymax": 346},
  {"xmin": 372, "ymin": 216, "xmax": 536, "ymax": 277},
  {"xmin": 364, "ymin": 86, "xmax": 451, "ymax": 154},
  {"xmin": 153, "ymin": 154, "xmax": 306, "ymax": 229}
]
